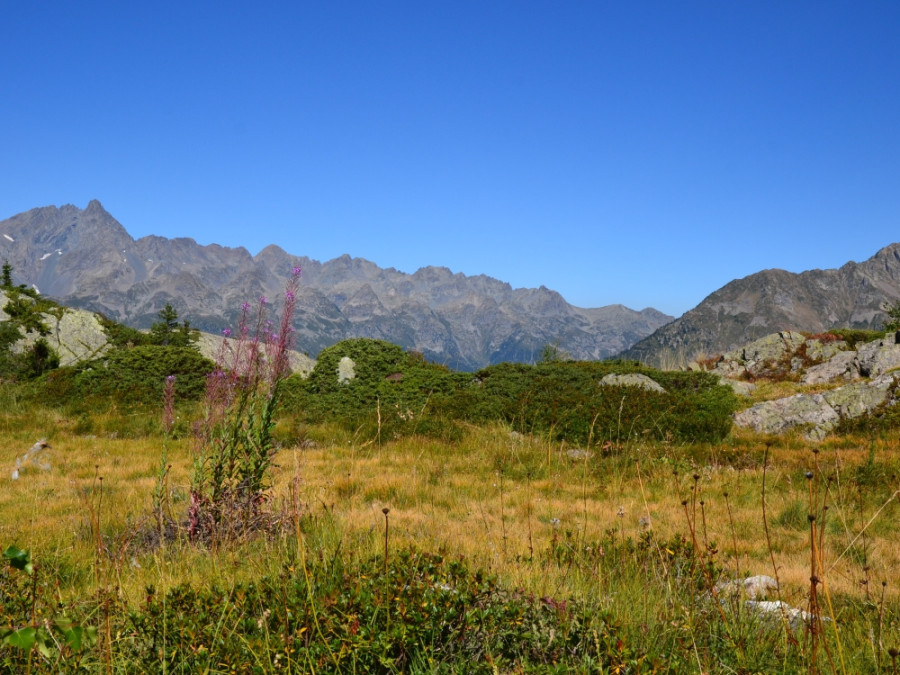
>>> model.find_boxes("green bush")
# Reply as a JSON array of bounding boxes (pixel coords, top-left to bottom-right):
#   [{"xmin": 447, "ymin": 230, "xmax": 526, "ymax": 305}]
[
  {"xmin": 121, "ymin": 549, "xmax": 641, "ymax": 674},
  {"xmin": 31, "ymin": 346, "xmax": 214, "ymax": 405},
  {"xmin": 288, "ymin": 339, "xmax": 471, "ymax": 440},
  {"xmin": 282, "ymin": 339, "xmax": 736, "ymax": 445},
  {"xmin": 439, "ymin": 360, "xmax": 735, "ymax": 445}
]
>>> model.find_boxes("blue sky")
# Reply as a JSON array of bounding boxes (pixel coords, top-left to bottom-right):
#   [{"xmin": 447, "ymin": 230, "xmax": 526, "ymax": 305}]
[{"xmin": 3, "ymin": 2, "xmax": 899, "ymax": 316}]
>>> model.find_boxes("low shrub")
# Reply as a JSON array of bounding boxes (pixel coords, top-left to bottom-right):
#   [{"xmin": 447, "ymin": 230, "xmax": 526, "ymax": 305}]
[
  {"xmin": 283, "ymin": 340, "xmax": 737, "ymax": 445},
  {"xmin": 827, "ymin": 328, "xmax": 884, "ymax": 349},
  {"xmin": 30, "ymin": 346, "xmax": 214, "ymax": 405},
  {"xmin": 122, "ymin": 549, "xmax": 643, "ymax": 673},
  {"xmin": 438, "ymin": 360, "xmax": 736, "ymax": 445}
]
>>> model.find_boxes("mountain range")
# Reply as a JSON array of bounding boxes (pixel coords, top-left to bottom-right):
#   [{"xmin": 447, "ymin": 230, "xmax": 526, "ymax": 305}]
[
  {"xmin": 623, "ymin": 243, "xmax": 900, "ymax": 366},
  {"xmin": 0, "ymin": 201, "xmax": 671, "ymax": 370}
]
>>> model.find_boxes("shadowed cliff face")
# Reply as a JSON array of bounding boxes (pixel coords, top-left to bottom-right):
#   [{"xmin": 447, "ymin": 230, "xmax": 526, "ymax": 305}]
[
  {"xmin": 0, "ymin": 202, "xmax": 672, "ymax": 370},
  {"xmin": 622, "ymin": 244, "xmax": 900, "ymax": 368}
]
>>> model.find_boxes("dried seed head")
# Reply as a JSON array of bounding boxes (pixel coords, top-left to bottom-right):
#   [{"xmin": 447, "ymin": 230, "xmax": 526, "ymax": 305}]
[
  {"xmin": 807, "ymin": 514, "xmax": 816, "ymax": 522},
  {"xmin": 805, "ymin": 471, "xmax": 814, "ymax": 480},
  {"xmin": 382, "ymin": 507, "xmax": 390, "ymax": 515}
]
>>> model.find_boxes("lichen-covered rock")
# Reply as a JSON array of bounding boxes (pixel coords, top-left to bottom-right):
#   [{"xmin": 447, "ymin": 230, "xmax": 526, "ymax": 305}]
[
  {"xmin": 713, "ymin": 331, "xmax": 807, "ymax": 378},
  {"xmin": 719, "ymin": 377, "xmax": 756, "ymax": 396},
  {"xmin": 715, "ymin": 575, "xmax": 779, "ymax": 600},
  {"xmin": 822, "ymin": 374, "xmax": 896, "ymax": 419},
  {"xmin": 337, "ymin": 356, "xmax": 356, "ymax": 384},
  {"xmin": 802, "ymin": 350, "xmax": 857, "ymax": 385},
  {"xmin": 855, "ymin": 338, "xmax": 900, "ymax": 378},
  {"xmin": 12, "ymin": 306, "xmax": 110, "ymax": 366},
  {"xmin": 599, "ymin": 373, "xmax": 666, "ymax": 393},
  {"xmin": 739, "ymin": 331, "xmax": 807, "ymax": 364},
  {"xmin": 734, "ymin": 374, "xmax": 898, "ymax": 438},
  {"xmin": 804, "ymin": 338, "xmax": 848, "ymax": 362},
  {"xmin": 712, "ymin": 358, "xmax": 745, "ymax": 379},
  {"xmin": 733, "ymin": 393, "xmax": 839, "ymax": 436}
]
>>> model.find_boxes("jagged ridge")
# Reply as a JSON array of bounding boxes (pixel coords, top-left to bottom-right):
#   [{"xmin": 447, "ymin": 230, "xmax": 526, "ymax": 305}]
[
  {"xmin": 0, "ymin": 201, "xmax": 672, "ymax": 370},
  {"xmin": 622, "ymin": 244, "xmax": 900, "ymax": 367}
]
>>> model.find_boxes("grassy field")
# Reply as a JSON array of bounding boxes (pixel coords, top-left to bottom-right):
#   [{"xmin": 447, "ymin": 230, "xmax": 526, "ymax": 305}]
[{"xmin": 3, "ymin": 381, "xmax": 900, "ymax": 673}]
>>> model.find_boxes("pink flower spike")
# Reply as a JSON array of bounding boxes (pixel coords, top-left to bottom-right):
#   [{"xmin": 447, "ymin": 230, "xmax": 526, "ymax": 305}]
[
  {"xmin": 285, "ymin": 290, "xmax": 295, "ymax": 301},
  {"xmin": 222, "ymin": 328, "xmax": 232, "ymax": 337},
  {"xmin": 240, "ymin": 302, "xmax": 251, "ymax": 311},
  {"xmin": 291, "ymin": 266, "xmax": 302, "ymax": 278},
  {"xmin": 259, "ymin": 296, "xmax": 268, "ymax": 305}
]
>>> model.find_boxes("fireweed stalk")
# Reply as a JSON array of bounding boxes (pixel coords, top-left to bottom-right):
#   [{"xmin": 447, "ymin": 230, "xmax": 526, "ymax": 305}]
[
  {"xmin": 153, "ymin": 374, "xmax": 176, "ymax": 539},
  {"xmin": 189, "ymin": 267, "xmax": 301, "ymax": 541}
]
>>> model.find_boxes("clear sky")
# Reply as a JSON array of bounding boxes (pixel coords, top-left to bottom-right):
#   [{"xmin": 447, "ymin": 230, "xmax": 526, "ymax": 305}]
[{"xmin": 3, "ymin": 2, "xmax": 899, "ymax": 317}]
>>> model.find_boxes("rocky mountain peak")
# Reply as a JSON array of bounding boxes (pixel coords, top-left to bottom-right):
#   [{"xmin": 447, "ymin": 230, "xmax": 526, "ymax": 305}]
[
  {"xmin": 0, "ymin": 202, "xmax": 672, "ymax": 370},
  {"xmin": 622, "ymin": 242, "xmax": 900, "ymax": 367}
]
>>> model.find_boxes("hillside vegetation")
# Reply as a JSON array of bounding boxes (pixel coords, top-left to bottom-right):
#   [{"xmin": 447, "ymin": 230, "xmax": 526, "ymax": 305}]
[{"xmin": 3, "ymin": 287, "xmax": 900, "ymax": 672}]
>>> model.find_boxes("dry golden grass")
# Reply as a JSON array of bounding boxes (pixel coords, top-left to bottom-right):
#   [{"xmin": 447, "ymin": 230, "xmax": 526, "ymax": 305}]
[
  {"xmin": 3, "ymin": 401, "xmax": 900, "ymax": 620},
  {"xmin": 270, "ymin": 422, "xmax": 900, "ymax": 606}
]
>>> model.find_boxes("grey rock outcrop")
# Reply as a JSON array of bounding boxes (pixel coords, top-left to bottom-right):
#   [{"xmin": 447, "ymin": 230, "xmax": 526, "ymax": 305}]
[
  {"xmin": 855, "ymin": 334, "xmax": 900, "ymax": 377},
  {"xmin": 622, "ymin": 242, "xmax": 900, "ymax": 368},
  {"xmin": 734, "ymin": 393, "xmax": 841, "ymax": 438},
  {"xmin": 12, "ymin": 306, "xmax": 110, "ymax": 366},
  {"xmin": 734, "ymin": 373, "xmax": 897, "ymax": 439},
  {"xmin": 599, "ymin": 373, "xmax": 666, "ymax": 393},
  {"xmin": 801, "ymin": 350, "xmax": 857, "ymax": 385},
  {"xmin": 712, "ymin": 331, "xmax": 807, "ymax": 379},
  {"xmin": 1, "ymin": 289, "xmax": 314, "ymax": 376},
  {"xmin": 194, "ymin": 332, "xmax": 314, "ymax": 376},
  {"xmin": 719, "ymin": 377, "xmax": 756, "ymax": 396},
  {"xmin": 720, "ymin": 330, "xmax": 900, "ymax": 438},
  {"xmin": 804, "ymin": 338, "xmax": 848, "ymax": 362},
  {"xmin": 715, "ymin": 575, "xmax": 779, "ymax": 601},
  {"xmin": 744, "ymin": 600, "xmax": 823, "ymax": 632}
]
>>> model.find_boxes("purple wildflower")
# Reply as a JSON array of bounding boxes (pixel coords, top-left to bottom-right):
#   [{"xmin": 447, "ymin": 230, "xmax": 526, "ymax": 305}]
[
  {"xmin": 259, "ymin": 296, "xmax": 268, "ymax": 305},
  {"xmin": 222, "ymin": 328, "xmax": 232, "ymax": 338},
  {"xmin": 285, "ymin": 290, "xmax": 295, "ymax": 301},
  {"xmin": 291, "ymin": 266, "xmax": 302, "ymax": 278},
  {"xmin": 240, "ymin": 302, "xmax": 251, "ymax": 312}
]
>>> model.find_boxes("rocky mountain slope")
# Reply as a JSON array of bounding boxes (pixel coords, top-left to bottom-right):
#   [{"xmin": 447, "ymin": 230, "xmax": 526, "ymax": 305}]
[
  {"xmin": 0, "ymin": 288, "xmax": 314, "ymax": 375},
  {"xmin": 704, "ymin": 330, "xmax": 900, "ymax": 440},
  {"xmin": 0, "ymin": 201, "xmax": 671, "ymax": 370},
  {"xmin": 621, "ymin": 243, "xmax": 900, "ymax": 367}
]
